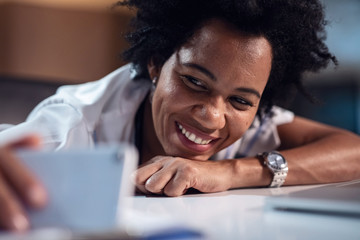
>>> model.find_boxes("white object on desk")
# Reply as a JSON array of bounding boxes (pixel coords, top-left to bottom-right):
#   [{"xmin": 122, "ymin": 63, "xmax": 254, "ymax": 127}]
[{"xmin": 17, "ymin": 144, "xmax": 138, "ymax": 232}]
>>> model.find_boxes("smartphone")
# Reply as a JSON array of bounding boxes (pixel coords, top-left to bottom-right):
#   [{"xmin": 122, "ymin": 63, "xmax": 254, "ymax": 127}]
[{"xmin": 16, "ymin": 144, "xmax": 138, "ymax": 232}]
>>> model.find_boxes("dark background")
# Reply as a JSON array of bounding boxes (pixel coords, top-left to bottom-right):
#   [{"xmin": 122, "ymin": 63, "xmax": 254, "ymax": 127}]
[{"xmin": 1, "ymin": 0, "xmax": 359, "ymax": 134}]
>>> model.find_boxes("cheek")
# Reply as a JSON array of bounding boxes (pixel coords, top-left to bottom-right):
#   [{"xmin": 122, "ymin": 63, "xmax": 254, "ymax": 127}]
[
  {"xmin": 227, "ymin": 111, "xmax": 257, "ymax": 140},
  {"xmin": 151, "ymin": 76, "xmax": 186, "ymax": 133}
]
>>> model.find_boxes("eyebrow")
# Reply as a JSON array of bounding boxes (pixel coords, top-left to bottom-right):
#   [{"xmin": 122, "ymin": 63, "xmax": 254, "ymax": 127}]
[
  {"xmin": 236, "ymin": 87, "xmax": 261, "ymax": 98},
  {"xmin": 181, "ymin": 61, "xmax": 261, "ymax": 98},
  {"xmin": 182, "ymin": 62, "xmax": 216, "ymax": 81}
]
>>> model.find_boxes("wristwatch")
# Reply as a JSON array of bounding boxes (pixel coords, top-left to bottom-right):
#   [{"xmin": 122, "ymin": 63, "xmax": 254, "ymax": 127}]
[{"xmin": 257, "ymin": 151, "xmax": 288, "ymax": 188}]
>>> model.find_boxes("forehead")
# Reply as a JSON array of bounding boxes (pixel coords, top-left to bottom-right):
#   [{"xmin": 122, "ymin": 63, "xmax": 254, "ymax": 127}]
[
  {"xmin": 182, "ymin": 19, "xmax": 272, "ymax": 66},
  {"xmin": 176, "ymin": 19, "xmax": 272, "ymax": 89}
]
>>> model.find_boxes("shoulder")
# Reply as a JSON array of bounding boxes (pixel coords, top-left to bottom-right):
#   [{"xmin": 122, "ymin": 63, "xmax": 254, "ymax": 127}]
[
  {"xmin": 212, "ymin": 106, "xmax": 294, "ymax": 159},
  {"xmin": 0, "ymin": 64, "xmax": 151, "ymax": 149}
]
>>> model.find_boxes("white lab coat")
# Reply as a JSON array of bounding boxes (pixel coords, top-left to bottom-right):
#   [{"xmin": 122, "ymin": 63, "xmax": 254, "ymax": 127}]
[{"xmin": 0, "ymin": 64, "xmax": 294, "ymax": 159}]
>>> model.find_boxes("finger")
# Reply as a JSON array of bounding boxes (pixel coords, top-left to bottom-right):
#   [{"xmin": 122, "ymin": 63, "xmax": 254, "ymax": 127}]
[
  {"xmin": 163, "ymin": 171, "xmax": 192, "ymax": 197},
  {"xmin": 8, "ymin": 135, "xmax": 41, "ymax": 150},
  {"xmin": 0, "ymin": 172, "xmax": 29, "ymax": 231},
  {"xmin": 0, "ymin": 147, "xmax": 47, "ymax": 209},
  {"xmin": 144, "ymin": 168, "xmax": 175, "ymax": 194}
]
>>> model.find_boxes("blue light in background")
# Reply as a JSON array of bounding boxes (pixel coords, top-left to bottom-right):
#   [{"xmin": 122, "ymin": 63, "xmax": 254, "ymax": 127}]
[{"xmin": 323, "ymin": 0, "xmax": 360, "ymax": 67}]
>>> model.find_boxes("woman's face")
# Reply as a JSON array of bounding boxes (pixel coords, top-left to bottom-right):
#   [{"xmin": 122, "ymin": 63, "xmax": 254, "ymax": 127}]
[{"xmin": 149, "ymin": 19, "xmax": 272, "ymax": 160}]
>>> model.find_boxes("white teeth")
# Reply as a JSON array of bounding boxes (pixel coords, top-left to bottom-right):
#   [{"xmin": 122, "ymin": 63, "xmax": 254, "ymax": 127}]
[
  {"xmin": 177, "ymin": 123, "xmax": 212, "ymax": 145},
  {"xmin": 188, "ymin": 133, "xmax": 196, "ymax": 141}
]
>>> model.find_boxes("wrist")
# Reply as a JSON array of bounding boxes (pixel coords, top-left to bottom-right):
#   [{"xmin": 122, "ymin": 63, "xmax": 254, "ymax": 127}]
[{"xmin": 230, "ymin": 157, "xmax": 273, "ymax": 189}]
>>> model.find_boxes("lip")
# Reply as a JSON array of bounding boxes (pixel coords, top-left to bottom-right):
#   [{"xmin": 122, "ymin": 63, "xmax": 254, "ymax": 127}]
[{"xmin": 175, "ymin": 121, "xmax": 219, "ymax": 153}]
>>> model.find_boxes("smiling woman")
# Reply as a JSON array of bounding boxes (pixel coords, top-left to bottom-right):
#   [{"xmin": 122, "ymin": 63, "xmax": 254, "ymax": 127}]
[
  {"xmin": 0, "ymin": 0, "xmax": 360, "ymax": 232},
  {"xmin": 146, "ymin": 19, "xmax": 272, "ymax": 161}
]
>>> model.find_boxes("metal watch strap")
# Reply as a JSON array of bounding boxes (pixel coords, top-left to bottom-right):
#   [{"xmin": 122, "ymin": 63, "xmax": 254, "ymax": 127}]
[
  {"xmin": 257, "ymin": 151, "xmax": 288, "ymax": 188},
  {"xmin": 270, "ymin": 169, "xmax": 288, "ymax": 187}
]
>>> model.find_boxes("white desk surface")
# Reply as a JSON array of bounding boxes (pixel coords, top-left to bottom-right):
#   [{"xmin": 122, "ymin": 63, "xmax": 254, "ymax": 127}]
[
  {"xmin": 123, "ymin": 185, "xmax": 360, "ymax": 240},
  {"xmin": 1, "ymin": 185, "xmax": 359, "ymax": 240}
]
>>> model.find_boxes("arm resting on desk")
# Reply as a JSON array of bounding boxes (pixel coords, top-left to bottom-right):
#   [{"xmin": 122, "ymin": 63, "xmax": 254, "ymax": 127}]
[{"xmin": 134, "ymin": 116, "xmax": 360, "ymax": 196}]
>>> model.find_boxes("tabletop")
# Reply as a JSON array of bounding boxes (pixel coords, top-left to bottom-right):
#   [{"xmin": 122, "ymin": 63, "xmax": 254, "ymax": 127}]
[
  {"xmin": 123, "ymin": 185, "xmax": 360, "ymax": 240},
  {"xmin": 1, "ymin": 184, "xmax": 359, "ymax": 240}
]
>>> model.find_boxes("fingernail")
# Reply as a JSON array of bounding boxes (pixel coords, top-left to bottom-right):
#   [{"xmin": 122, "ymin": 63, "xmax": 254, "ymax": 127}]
[
  {"xmin": 29, "ymin": 185, "xmax": 47, "ymax": 208},
  {"xmin": 130, "ymin": 172, "xmax": 137, "ymax": 184},
  {"xmin": 11, "ymin": 214, "xmax": 29, "ymax": 231}
]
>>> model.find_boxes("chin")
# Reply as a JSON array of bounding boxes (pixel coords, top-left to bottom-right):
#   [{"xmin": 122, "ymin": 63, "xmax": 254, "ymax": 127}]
[{"xmin": 167, "ymin": 149, "xmax": 211, "ymax": 161}]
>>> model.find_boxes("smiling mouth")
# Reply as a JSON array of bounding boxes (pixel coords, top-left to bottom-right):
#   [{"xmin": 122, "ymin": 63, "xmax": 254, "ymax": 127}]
[{"xmin": 177, "ymin": 123, "xmax": 213, "ymax": 145}]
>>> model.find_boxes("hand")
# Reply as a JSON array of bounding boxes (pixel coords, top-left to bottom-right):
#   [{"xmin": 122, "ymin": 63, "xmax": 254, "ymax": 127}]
[
  {"xmin": 133, "ymin": 156, "xmax": 235, "ymax": 197},
  {"xmin": 0, "ymin": 135, "xmax": 47, "ymax": 232}
]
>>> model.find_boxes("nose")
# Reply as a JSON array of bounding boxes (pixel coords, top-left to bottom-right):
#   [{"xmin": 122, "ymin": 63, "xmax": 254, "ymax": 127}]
[{"xmin": 191, "ymin": 96, "xmax": 226, "ymax": 130}]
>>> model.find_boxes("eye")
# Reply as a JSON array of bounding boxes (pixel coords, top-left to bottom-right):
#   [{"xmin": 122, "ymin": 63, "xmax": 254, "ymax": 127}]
[
  {"xmin": 229, "ymin": 96, "xmax": 254, "ymax": 111},
  {"xmin": 180, "ymin": 75, "xmax": 208, "ymax": 91}
]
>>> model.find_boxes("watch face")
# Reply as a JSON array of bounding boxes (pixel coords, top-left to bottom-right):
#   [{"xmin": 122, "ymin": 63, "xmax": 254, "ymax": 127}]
[{"xmin": 268, "ymin": 153, "xmax": 286, "ymax": 170}]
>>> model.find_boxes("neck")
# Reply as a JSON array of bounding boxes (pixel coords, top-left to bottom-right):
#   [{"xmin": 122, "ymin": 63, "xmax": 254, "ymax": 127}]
[{"xmin": 140, "ymin": 96, "xmax": 165, "ymax": 164}]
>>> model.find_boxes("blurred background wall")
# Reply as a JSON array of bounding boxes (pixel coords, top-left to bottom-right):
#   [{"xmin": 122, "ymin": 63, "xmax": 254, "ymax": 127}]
[
  {"xmin": 289, "ymin": 0, "xmax": 360, "ymax": 134},
  {"xmin": 0, "ymin": 0, "xmax": 359, "ymax": 134},
  {"xmin": 0, "ymin": 0, "xmax": 133, "ymax": 124}
]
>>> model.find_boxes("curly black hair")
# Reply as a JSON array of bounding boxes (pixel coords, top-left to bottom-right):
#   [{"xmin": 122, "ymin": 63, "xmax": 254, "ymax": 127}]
[{"xmin": 114, "ymin": 0, "xmax": 337, "ymax": 112}]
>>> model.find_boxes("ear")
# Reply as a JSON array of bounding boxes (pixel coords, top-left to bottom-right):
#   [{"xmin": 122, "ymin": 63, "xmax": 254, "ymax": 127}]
[{"xmin": 147, "ymin": 58, "xmax": 161, "ymax": 80}]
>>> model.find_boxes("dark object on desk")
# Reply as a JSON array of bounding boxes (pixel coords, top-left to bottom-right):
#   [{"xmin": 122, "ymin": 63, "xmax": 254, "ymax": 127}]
[{"xmin": 265, "ymin": 179, "xmax": 360, "ymax": 218}]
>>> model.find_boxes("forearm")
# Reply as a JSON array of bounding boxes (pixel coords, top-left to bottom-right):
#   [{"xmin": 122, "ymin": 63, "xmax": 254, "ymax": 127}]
[
  {"xmin": 281, "ymin": 131, "xmax": 360, "ymax": 185},
  {"xmin": 229, "ymin": 130, "xmax": 360, "ymax": 189}
]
